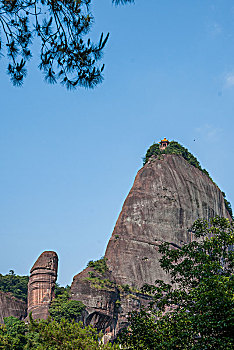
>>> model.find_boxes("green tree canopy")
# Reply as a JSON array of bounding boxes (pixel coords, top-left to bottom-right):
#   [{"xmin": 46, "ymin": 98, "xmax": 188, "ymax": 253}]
[
  {"xmin": 0, "ymin": 0, "xmax": 133, "ymax": 88},
  {"xmin": 49, "ymin": 289, "xmax": 85, "ymax": 322},
  {"xmin": 0, "ymin": 271, "xmax": 29, "ymax": 303},
  {"xmin": 87, "ymin": 257, "xmax": 108, "ymax": 274},
  {"xmin": 143, "ymin": 140, "xmax": 233, "ymax": 218},
  {"xmin": 144, "ymin": 140, "xmax": 206, "ymax": 171},
  {"xmin": 0, "ymin": 315, "xmax": 120, "ymax": 349},
  {"xmin": 120, "ymin": 217, "xmax": 234, "ymax": 350}
]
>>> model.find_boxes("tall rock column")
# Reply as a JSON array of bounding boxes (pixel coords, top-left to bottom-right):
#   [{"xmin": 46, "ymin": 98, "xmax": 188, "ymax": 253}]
[{"xmin": 27, "ymin": 251, "xmax": 58, "ymax": 319}]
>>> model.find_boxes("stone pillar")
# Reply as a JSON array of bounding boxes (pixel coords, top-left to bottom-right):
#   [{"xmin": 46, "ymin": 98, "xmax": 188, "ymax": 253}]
[{"xmin": 27, "ymin": 251, "xmax": 58, "ymax": 320}]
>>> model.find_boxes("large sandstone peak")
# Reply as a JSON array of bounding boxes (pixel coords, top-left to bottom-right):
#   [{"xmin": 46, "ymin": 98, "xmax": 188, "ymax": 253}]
[
  {"xmin": 27, "ymin": 251, "xmax": 58, "ymax": 319},
  {"xmin": 71, "ymin": 154, "xmax": 231, "ymax": 337},
  {"xmin": 104, "ymin": 154, "xmax": 231, "ymax": 288}
]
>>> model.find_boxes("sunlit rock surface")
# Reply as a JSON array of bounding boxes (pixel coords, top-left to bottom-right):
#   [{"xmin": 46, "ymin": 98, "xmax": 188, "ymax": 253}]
[
  {"xmin": 27, "ymin": 251, "xmax": 58, "ymax": 319},
  {"xmin": 71, "ymin": 154, "xmax": 231, "ymax": 337},
  {"xmin": 105, "ymin": 154, "xmax": 231, "ymax": 288}
]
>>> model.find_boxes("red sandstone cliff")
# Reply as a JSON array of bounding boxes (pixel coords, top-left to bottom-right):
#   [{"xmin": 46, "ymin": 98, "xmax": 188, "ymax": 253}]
[
  {"xmin": 70, "ymin": 154, "xmax": 231, "ymax": 337},
  {"xmin": 0, "ymin": 290, "xmax": 26, "ymax": 324},
  {"xmin": 27, "ymin": 251, "xmax": 58, "ymax": 320}
]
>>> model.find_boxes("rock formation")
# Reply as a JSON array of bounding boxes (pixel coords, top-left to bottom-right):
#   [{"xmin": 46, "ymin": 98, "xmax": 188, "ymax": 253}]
[
  {"xmin": 105, "ymin": 154, "xmax": 231, "ymax": 288},
  {"xmin": 70, "ymin": 154, "xmax": 231, "ymax": 337},
  {"xmin": 70, "ymin": 265, "xmax": 151, "ymax": 341},
  {"xmin": 0, "ymin": 290, "xmax": 26, "ymax": 324},
  {"xmin": 27, "ymin": 251, "xmax": 58, "ymax": 319}
]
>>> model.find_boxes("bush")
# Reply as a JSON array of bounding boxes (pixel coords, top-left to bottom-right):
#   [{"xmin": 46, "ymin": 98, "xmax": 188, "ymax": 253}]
[{"xmin": 87, "ymin": 257, "xmax": 108, "ymax": 274}]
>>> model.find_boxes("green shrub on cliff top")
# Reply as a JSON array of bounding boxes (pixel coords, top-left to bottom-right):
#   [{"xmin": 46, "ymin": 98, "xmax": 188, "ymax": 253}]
[
  {"xmin": 143, "ymin": 141, "xmax": 204, "ymax": 172},
  {"xmin": 143, "ymin": 140, "xmax": 233, "ymax": 219}
]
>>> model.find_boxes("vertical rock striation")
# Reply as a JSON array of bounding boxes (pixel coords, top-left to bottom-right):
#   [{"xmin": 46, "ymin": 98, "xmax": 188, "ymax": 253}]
[
  {"xmin": 27, "ymin": 251, "xmax": 58, "ymax": 319},
  {"xmin": 105, "ymin": 154, "xmax": 231, "ymax": 288},
  {"xmin": 0, "ymin": 291, "xmax": 26, "ymax": 324}
]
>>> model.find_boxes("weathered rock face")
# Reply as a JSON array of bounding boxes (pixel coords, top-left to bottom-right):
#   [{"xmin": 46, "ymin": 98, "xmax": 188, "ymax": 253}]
[
  {"xmin": 70, "ymin": 267, "xmax": 119, "ymax": 337},
  {"xmin": 0, "ymin": 290, "xmax": 26, "ymax": 324},
  {"xmin": 105, "ymin": 154, "xmax": 231, "ymax": 288},
  {"xmin": 70, "ymin": 267, "xmax": 151, "ymax": 341},
  {"xmin": 27, "ymin": 251, "xmax": 58, "ymax": 320},
  {"xmin": 71, "ymin": 154, "xmax": 231, "ymax": 337},
  {"xmin": 71, "ymin": 154, "xmax": 231, "ymax": 336}
]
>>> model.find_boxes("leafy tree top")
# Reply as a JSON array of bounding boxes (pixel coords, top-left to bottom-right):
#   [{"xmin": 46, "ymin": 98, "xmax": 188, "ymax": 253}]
[
  {"xmin": 87, "ymin": 257, "xmax": 108, "ymax": 275},
  {"xmin": 0, "ymin": 315, "xmax": 120, "ymax": 349},
  {"xmin": 120, "ymin": 216, "xmax": 234, "ymax": 350},
  {"xmin": 49, "ymin": 289, "xmax": 85, "ymax": 322}
]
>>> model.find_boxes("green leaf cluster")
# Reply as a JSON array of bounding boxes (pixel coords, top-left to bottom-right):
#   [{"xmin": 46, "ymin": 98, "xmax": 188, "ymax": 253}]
[
  {"xmin": 49, "ymin": 289, "xmax": 85, "ymax": 323},
  {"xmin": 222, "ymin": 192, "xmax": 233, "ymax": 219},
  {"xmin": 54, "ymin": 283, "xmax": 70, "ymax": 298},
  {"xmin": 0, "ymin": 315, "xmax": 120, "ymax": 349},
  {"xmin": 0, "ymin": 0, "xmax": 134, "ymax": 89},
  {"xmin": 86, "ymin": 274, "xmax": 115, "ymax": 291},
  {"xmin": 87, "ymin": 257, "xmax": 108, "ymax": 274},
  {"xmin": 120, "ymin": 217, "xmax": 234, "ymax": 350},
  {"xmin": 144, "ymin": 141, "xmax": 206, "ymax": 172},
  {"xmin": 0, "ymin": 271, "xmax": 29, "ymax": 303}
]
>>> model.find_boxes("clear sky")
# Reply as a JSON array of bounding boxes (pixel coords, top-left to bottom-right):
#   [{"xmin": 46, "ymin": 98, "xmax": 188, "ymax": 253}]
[{"xmin": 0, "ymin": 0, "xmax": 234, "ymax": 286}]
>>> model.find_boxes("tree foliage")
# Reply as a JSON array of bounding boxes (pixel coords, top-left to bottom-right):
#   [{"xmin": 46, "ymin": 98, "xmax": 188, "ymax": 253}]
[
  {"xmin": 49, "ymin": 289, "xmax": 85, "ymax": 322},
  {"xmin": 0, "ymin": 315, "xmax": 120, "ymax": 349},
  {"xmin": 0, "ymin": 0, "xmax": 133, "ymax": 88},
  {"xmin": 144, "ymin": 140, "xmax": 207, "ymax": 173},
  {"xmin": 120, "ymin": 217, "xmax": 234, "ymax": 350},
  {"xmin": 87, "ymin": 257, "xmax": 108, "ymax": 274},
  {"xmin": 0, "ymin": 271, "xmax": 29, "ymax": 303}
]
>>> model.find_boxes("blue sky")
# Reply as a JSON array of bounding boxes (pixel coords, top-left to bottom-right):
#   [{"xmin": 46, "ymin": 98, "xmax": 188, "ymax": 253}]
[{"xmin": 0, "ymin": 0, "xmax": 234, "ymax": 286}]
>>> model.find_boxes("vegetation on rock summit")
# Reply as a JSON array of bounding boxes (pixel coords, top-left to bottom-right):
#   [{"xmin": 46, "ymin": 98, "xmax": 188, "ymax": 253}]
[{"xmin": 143, "ymin": 140, "xmax": 233, "ymax": 219}]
